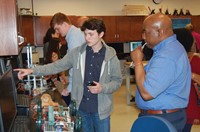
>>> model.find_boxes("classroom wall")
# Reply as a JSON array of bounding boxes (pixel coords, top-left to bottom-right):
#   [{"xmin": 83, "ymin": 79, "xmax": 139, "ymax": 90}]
[
  {"xmin": 18, "ymin": 0, "xmax": 200, "ymax": 16},
  {"xmin": 17, "ymin": 0, "xmax": 200, "ymax": 71}
]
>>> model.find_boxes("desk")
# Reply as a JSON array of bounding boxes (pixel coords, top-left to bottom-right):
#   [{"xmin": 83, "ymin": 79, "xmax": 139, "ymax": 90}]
[{"xmin": 124, "ymin": 61, "xmax": 148, "ymax": 105}]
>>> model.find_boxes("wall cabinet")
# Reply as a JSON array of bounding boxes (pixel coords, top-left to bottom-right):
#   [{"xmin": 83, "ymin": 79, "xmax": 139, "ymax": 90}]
[
  {"xmin": 116, "ymin": 16, "xmax": 132, "ymax": 42},
  {"xmin": 18, "ymin": 15, "xmax": 145, "ymax": 45},
  {"xmin": 19, "ymin": 15, "xmax": 200, "ymax": 46},
  {"xmin": 35, "ymin": 16, "xmax": 52, "ymax": 45},
  {"xmin": 96, "ymin": 16, "xmax": 144, "ymax": 43},
  {"xmin": 101, "ymin": 16, "xmax": 132, "ymax": 43},
  {"xmin": 100, "ymin": 16, "xmax": 116, "ymax": 42},
  {"xmin": 17, "ymin": 16, "xmax": 53, "ymax": 46},
  {"xmin": 130, "ymin": 16, "xmax": 145, "ymax": 41},
  {"xmin": 22, "ymin": 15, "xmax": 75, "ymax": 46},
  {"xmin": 0, "ymin": 0, "xmax": 19, "ymax": 56},
  {"xmin": 20, "ymin": 15, "xmax": 34, "ymax": 45}
]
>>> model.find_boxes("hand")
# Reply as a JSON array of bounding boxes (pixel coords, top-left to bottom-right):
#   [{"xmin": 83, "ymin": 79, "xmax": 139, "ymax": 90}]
[
  {"xmin": 193, "ymin": 119, "xmax": 200, "ymax": 125},
  {"xmin": 51, "ymin": 52, "xmax": 59, "ymax": 62},
  {"xmin": 130, "ymin": 46, "xmax": 144, "ymax": 64},
  {"xmin": 45, "ymin": 75, "xmax": 56, "ymax": 80},
  {"xmin": 87, "ymin": 81, "xmax": 102, "ymax": 94},
  {"xmin": 14, "ymin": 68, "xmax": 33, "ymax": 80},
  {"xmin": 45, "ymin": 75, "xmax": 51, "ymax": 80},
  {"xmin": 193, "ymin": 83, "xmax": 200, "ymax": 99},
  {"xmin": 61, "ymin": 89, "xmax": 70, "ymax": 96},
  {"xmin": 59, "ymin": 74, "xmax": 68, "ymax": 84}
]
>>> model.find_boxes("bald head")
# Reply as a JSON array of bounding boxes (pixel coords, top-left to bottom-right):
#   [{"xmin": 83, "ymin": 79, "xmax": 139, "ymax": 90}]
[
  {"xmin": 142, "ymin": 13, "xmax": 174, "ymax": 48},
  {"xmin": 144, "ymin": 13, "xmax": 173, "ymax": 37}
]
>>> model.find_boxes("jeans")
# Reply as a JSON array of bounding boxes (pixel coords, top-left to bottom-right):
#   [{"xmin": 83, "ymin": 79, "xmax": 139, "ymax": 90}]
[
  {"xmin": 183, "ymin": 123, "xmax": 192, "ymax": 132},
  {"xmin": 77, "ymin": 110, "xmax": 110, "ymax": 132}
]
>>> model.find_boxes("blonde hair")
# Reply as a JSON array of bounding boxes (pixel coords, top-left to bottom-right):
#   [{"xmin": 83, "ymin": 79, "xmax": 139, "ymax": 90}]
[{"xmin": 185, "ymin": 23, "xmax": 194, "ymax": 31}]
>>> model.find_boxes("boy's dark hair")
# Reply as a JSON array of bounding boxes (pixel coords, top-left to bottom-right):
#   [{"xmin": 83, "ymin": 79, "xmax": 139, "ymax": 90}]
[
  {"xmin": 43, "ymin": 27, "xmax": 56, "ymax": 44},
  {"xmin": 81, "ymin": 18, "xmax": 106, "ymax": 34},
  {"xmin": 173, "ymin": 28, "xmax": 194, "ymax": 52},
  {"xmin": 45, "ymin": 38, "xmax": 61, "ymax": 64}
]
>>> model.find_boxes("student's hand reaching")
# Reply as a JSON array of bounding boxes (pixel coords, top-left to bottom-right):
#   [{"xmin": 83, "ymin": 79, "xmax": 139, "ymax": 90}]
[{"xmin": 14, "ymin": 68, "xmax": 33, "ymax": 80}]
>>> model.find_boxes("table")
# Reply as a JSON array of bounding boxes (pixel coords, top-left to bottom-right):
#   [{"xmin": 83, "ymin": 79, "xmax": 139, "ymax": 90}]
[
  {"xmin": 29, "ymin": 88, "xmax": 68, "ymax": 131},
  {"xmin": 124, "ymin": 61, "xmax": 148, "ymax": 105}
]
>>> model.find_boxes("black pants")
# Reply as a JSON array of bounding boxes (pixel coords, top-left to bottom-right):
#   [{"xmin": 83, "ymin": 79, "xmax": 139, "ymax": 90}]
[
  {"xmin": 62, "ymin": 93, "xmax": 71, "ymax": 106},
  {"xmin": 139, "ymin": 108, "xmax": 186, "ymax": 132},
  {"xmin": 183, "ymin": 123, "xmax": 192, "ymax": 132}
]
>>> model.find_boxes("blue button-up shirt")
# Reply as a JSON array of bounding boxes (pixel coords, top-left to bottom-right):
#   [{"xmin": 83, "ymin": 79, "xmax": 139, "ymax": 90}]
[
  {"xmin": 65, "ymin": 25, "xmax": 86, "ymax": 92},
  {"xmin": 136, "ymin": 35, "xmax": 191, "ymax": 110},
  {"xmin": 79, "ymin": 46, "xmax": 106, "ymax": 113}
]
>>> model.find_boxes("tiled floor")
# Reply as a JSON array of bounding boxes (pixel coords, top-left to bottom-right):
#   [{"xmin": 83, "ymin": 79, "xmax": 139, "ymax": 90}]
[{"xmin": 110, "ymin": 80, "xmax": 200, "ymax": 132}]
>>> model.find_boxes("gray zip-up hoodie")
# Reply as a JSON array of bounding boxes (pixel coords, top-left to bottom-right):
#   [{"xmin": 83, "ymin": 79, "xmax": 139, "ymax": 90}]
[{"xmin": 32, "ymin": 41, "xmax": 122, "ymax": 119}]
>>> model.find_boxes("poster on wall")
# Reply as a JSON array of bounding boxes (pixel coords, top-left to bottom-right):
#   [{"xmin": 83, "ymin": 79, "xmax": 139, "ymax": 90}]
[{"xmin": 171, "ymin": 18, "xmax": 191, "ymax": 29}]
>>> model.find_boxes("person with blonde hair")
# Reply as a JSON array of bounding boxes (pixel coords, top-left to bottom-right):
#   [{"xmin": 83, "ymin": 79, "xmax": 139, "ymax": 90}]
[{"xmin": 186, "ymin": 23, "xmax": 200, "ymax": 52}]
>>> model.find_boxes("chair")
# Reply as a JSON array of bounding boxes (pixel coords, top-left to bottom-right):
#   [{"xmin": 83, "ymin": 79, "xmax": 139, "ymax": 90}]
[{"xmin": 130, "ymin": 115, "xmax": 177, "ymax": 132}]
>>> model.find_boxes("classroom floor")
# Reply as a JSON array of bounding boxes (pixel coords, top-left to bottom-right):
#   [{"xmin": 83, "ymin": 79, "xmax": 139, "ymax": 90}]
[{"xmin": 110, "ymin": 80, "xmax": 200, "ymax": 132}]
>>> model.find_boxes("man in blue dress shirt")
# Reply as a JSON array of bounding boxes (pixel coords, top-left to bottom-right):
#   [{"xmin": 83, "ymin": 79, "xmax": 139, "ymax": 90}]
[{"xmin": 130, "ymin": 13, "xmax": 191, "ymax": 132}]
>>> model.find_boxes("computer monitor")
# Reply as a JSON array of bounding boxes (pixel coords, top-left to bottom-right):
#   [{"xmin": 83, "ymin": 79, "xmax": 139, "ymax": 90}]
[
  {"xmin": 0, "ymin": 66, "xmax": 17, "ymax": 132},
  {"xmin": 129, "ymin": 41, "xmax": 142, "ymax": 52},
  {"xmin": 0, "ymin": 57, "xmax": 20, "ymax": 87}
]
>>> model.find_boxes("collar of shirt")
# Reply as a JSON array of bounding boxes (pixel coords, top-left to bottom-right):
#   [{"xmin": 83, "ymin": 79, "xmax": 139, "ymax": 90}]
[
  {"xmin": 153, "ymin": 35, "xmax": 177, "ymax": 54},
  {"xmin": 86, "ymin": 45, "xmax": 106, "ymax": 55},
  {"xmin": 66, "ymin": 25, "xmax": 75, "ymax": 39}
]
